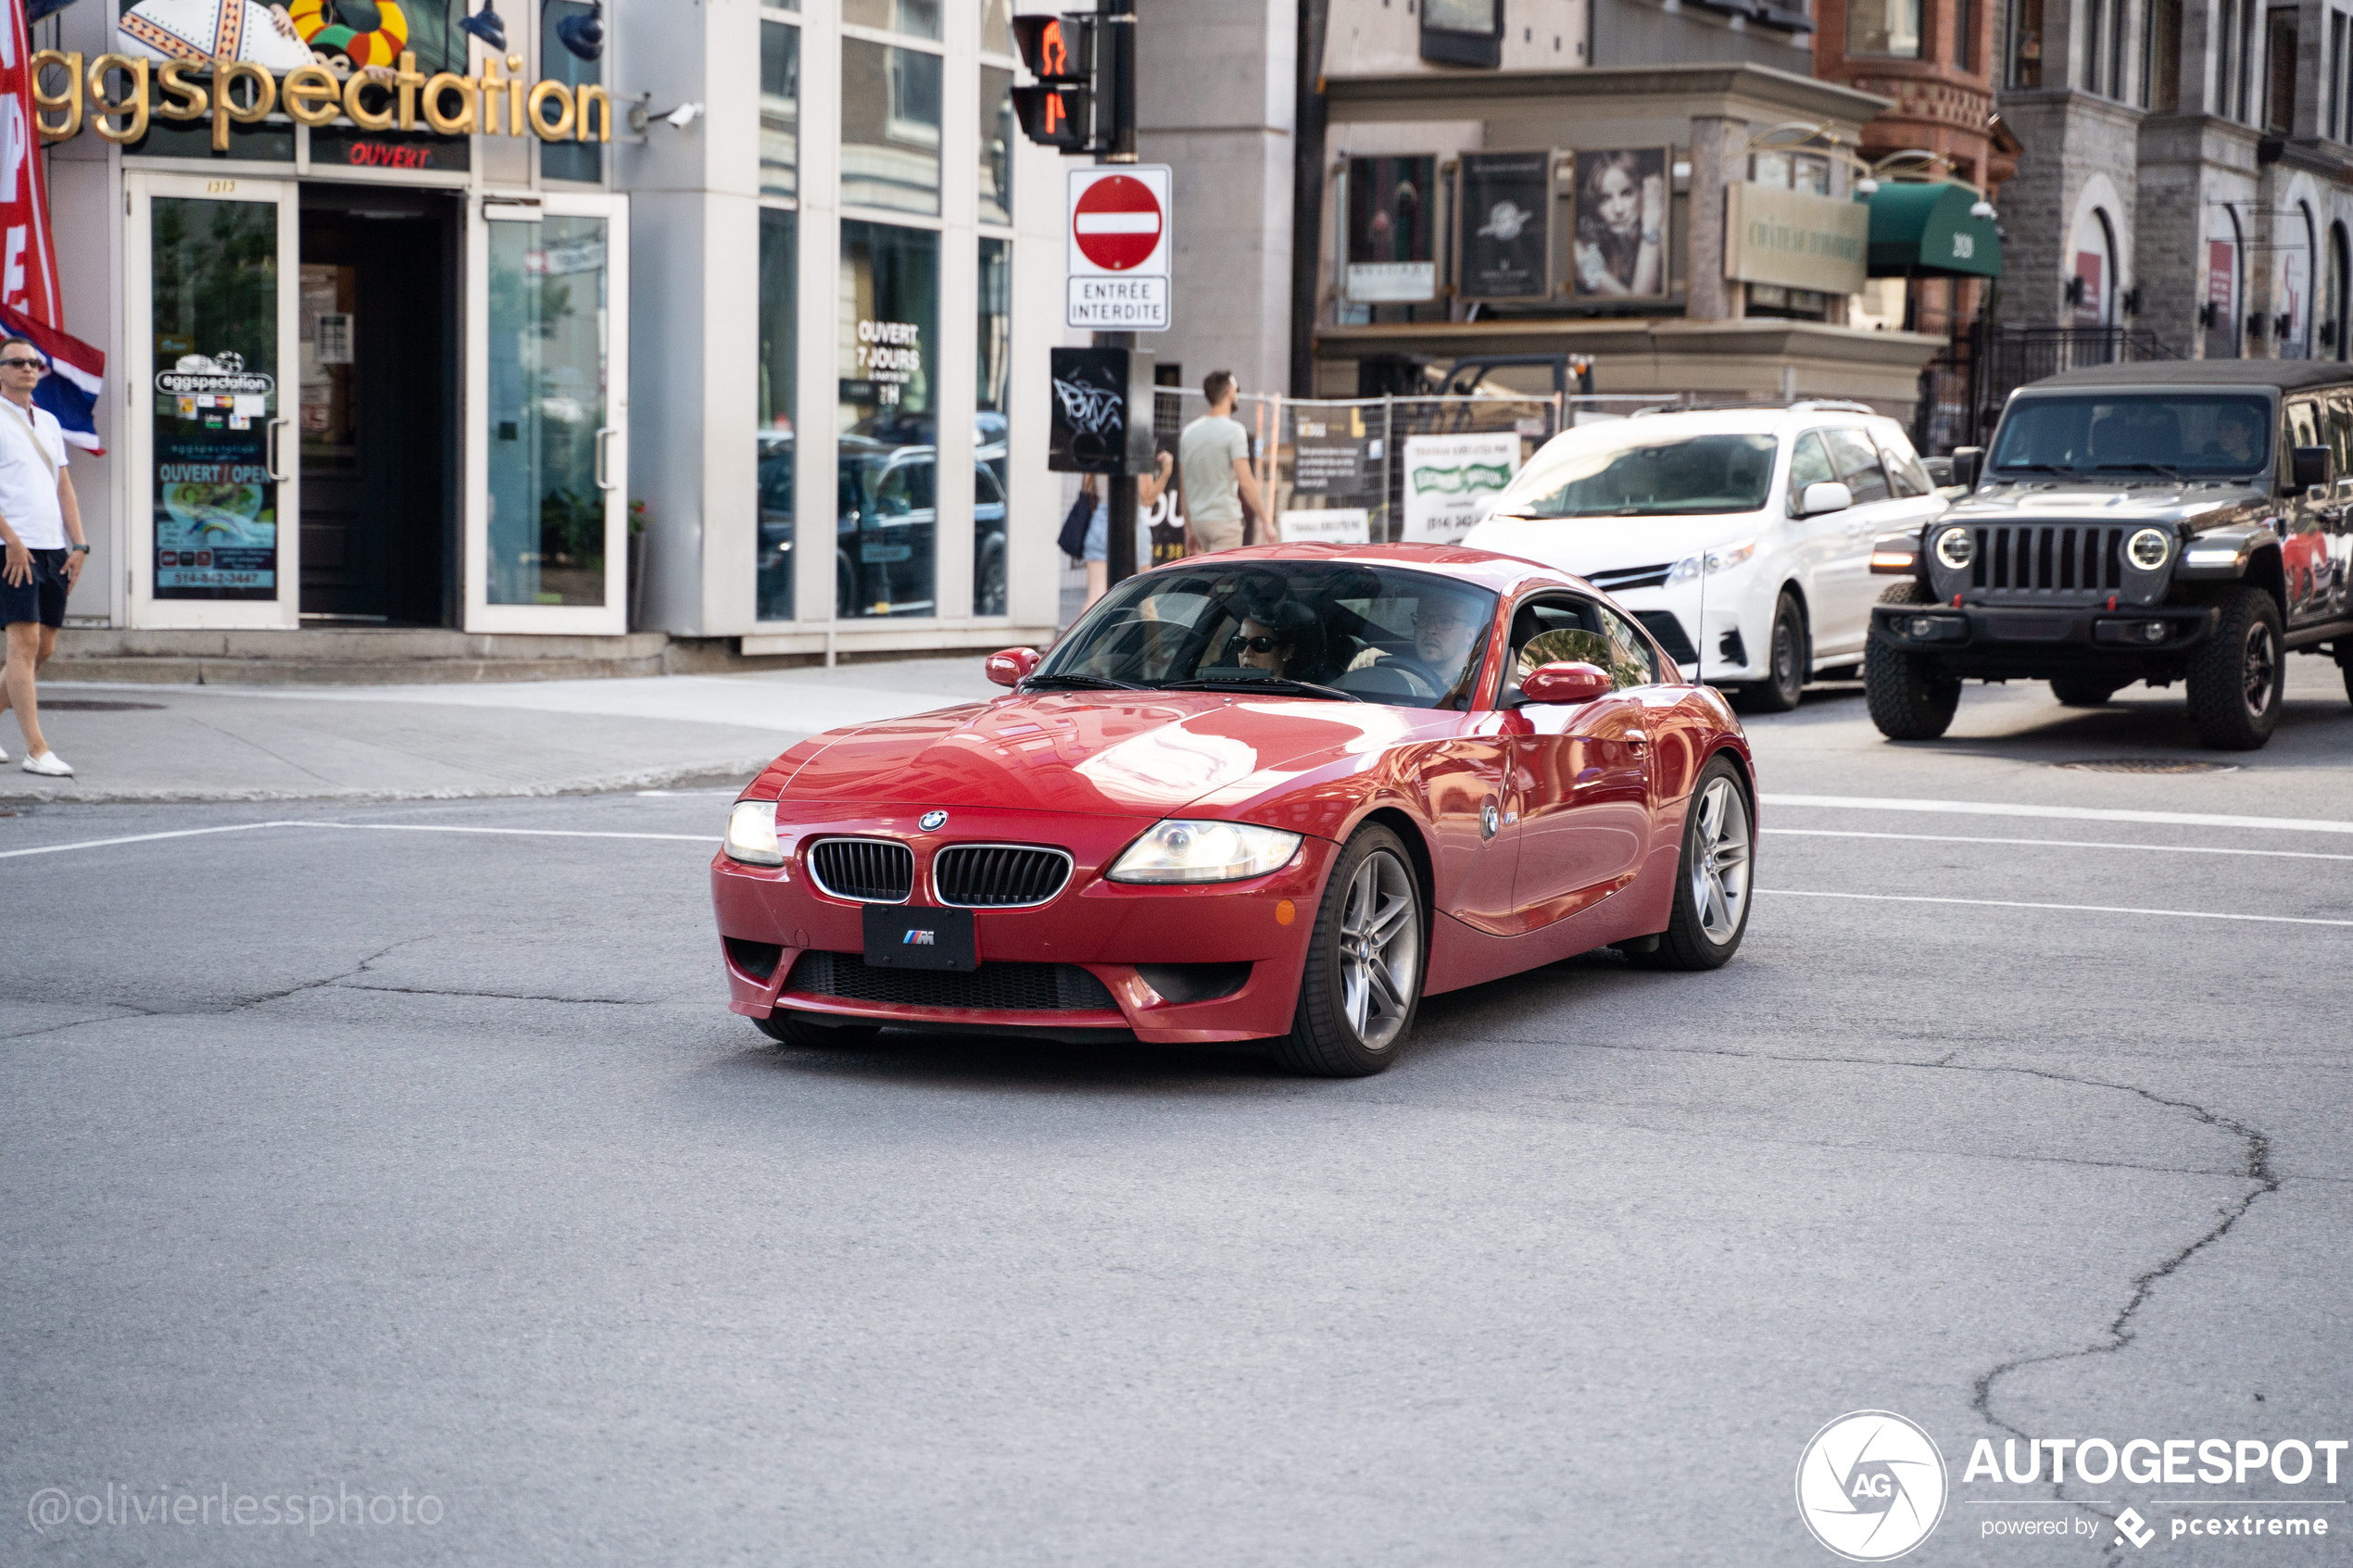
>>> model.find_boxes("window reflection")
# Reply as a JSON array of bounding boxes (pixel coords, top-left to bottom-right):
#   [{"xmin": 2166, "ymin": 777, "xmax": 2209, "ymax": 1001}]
[
  {"xmin": 975, "ymin": 237, "xmax": 1011, "ymax": 615},
  {"xmin": 838, "ymin": 221, "xmax": 938, "ymax": 618},
  {"xmin": 541, "ymin": 0, "xmax": 603, "ymax": 182},
  {"xmin": 487, "ymin": 216, "xmax": 610, "ymax": 606},
  {"xmin": 841, "ymin": 39, "xmax": 941, "ymax": 215},
  {"xmin": 761, "ymin": 21, "xmax": 799, "ymax": 200},
  {"xmin": 758, "ymin": 210, "xmax": 798, "ymax": 622},
  {"xmin": 843, "ymin": 0, "xmax": 941, "ymax": 39},
  {"xmin": 979, "ymin": 66, "xmax": 1013, "ymax": 225}
]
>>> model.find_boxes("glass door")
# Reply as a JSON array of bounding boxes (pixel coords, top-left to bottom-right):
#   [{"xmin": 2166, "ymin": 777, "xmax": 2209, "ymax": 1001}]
[
  {"xmin": 464, "ymin": 193, "xmax": 630, "ymax": 633},
  {"xmin": 125, "ymin": 175, "xmax": 301, "ymax": 630}
]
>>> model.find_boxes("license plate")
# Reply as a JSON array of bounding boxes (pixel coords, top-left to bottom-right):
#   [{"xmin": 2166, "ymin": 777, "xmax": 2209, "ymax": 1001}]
[{"xmin": 862, "ymin": 905, "xmax": 976, "ymax": 972}]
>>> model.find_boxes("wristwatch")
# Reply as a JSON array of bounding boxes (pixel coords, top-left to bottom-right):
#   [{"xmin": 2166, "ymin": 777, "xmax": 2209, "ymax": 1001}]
[
  {"xmin": 1642, "ymin": 227, "xmax": 1662, "ymax": 245},
  {"xmin": 69, "ymin": 544, "xmax": 90, "ymax": 554}
]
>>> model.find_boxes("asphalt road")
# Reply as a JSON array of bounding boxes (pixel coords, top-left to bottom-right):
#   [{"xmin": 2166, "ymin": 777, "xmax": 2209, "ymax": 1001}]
[{"xmin": 5, "ymin": 659, "xmax": 2351, "ymax": 1566}]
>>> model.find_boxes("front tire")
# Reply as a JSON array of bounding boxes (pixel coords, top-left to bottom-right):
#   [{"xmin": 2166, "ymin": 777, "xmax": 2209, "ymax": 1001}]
[
  {"xmin": 1865, "ymin": 580, "xmax": 1961, "ymax": 740},
  {"xmin": 1733, "ymin": 591, "xmax": 1808, "ymax": 713},
  {"xmin": 2185, "ymin": 586, "xmax": 2284, "ymax": 750},
  {"xmin": 1268, "ymin": 827, "xmax": 1424, "ymax": 1078},
  {"xmin": 2049, "ymin": 672, "xmax": 2121, "ymax": 707},
  {"xmin": 1628, "ymin": 757, "xmax": 1754, "ymax": 972},
  {"xmin": 755, "ymin": 1010, "xmax": 880, "ymax": 1049}
]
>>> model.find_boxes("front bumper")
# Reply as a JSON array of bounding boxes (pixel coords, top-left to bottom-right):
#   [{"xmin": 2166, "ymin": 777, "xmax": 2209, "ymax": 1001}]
[
  {"xmin": 711, "ymin": 804, "xmax": 1338, "ymax": 1045},
  {"xmin": 1869, "ymin": 600, "xmax": 2219, "ymax": 675}
]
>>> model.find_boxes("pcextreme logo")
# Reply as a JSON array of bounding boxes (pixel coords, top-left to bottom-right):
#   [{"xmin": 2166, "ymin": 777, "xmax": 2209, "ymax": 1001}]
[{"xmin": 1795, "ymin": 1411, "xmax": 1949, "ymax": 1562}]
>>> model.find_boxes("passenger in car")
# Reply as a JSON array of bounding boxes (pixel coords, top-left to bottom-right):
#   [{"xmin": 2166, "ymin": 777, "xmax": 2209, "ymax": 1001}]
[{"xmin": 1236, "ymin": 601, "xmax": 1330, "ymax": 684}]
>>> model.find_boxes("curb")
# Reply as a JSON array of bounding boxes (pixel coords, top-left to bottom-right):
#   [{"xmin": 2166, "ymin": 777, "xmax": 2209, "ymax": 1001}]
[{"xmin": 0, "ymin": 758, "xmax": 773, "ymax": 808}]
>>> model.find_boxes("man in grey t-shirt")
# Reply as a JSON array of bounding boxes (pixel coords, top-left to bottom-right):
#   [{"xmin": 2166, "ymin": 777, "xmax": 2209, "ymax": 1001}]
[{"xmin": 1177, "ymin": 369, "xmax": 1267, "ymax": 555}]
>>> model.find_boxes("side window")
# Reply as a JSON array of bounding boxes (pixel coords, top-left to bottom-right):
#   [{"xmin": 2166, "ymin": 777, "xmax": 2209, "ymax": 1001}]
[
  {"xmin": 1823, "ymin": 427, "xmax": 1893, "ymax": 503},
  {"xmin": 1596, "ymin": 605, "xmax": 1660, "ymax": 688},
  {"xmin": 2284, "ymin": 399, "xmax": 2323, "ymax": 486},
  {"xmin": 1504, "ymin": 596, "xmax": 1653, "ymax": 695},
  {"xmin": 2329, "ymin": 392, "xmax": 2353, "ymax": 488},
  {"xmin": 1786, "ymin": 432, "xmax": 1835, "ymax": 512},
  {"xmin": 1877, "ymin": 427, "xmax": 1933, "ymax": 498}
]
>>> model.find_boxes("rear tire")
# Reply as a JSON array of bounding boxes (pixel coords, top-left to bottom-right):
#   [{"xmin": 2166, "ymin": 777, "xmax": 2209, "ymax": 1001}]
[
  {"xmin": 1627, "ymin": 756, "xmax": 1754, "ymax": 972},
  {"xmin": 1732, "ymin": 592, "xmax": 1807, "ymax": 713},
  {"xmin": 2049, "ymin": 672, "xmax": 2121, "ymax": 707},
  {"xmin": 755, "ymin": 1010, "xmax": 880, "ymax": 1049},
  {"xmin": 2185, "ymin": 586, "xmax": 2284, "ymax": 750},
  {"xmin": 1864, "ymin": 581, "xmax": 1962, "ymax": 740},
  {"xmin": 1267, "ymin": 826, "xmax": 1424, "ymax": 1078}
]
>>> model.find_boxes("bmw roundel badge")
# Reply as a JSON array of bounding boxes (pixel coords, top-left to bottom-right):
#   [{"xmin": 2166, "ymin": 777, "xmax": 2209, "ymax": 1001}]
[{"xmin": 918, "ymin": 809, "xmax": 949, "ymax": 832}]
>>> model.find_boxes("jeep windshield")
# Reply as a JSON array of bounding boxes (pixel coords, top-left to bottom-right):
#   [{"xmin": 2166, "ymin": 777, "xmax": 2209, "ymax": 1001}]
[
  {"xmin": 1989, "ymin": 393, "xmax": 2273, "ymax": 480},
  {"xmin": 1489, "ymin": 431, "xmax": 1778, "ymax": 519}
]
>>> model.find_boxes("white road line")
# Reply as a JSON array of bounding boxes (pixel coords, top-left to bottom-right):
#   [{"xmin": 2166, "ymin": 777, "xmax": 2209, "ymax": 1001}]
[
  {"xmin": 0, "ymin": 821, "xmax": 713, "ymax": 859},
  {"xmin": 1761, "ymin": 793, "xmax": 2353, "ymax": 837},
  {"xmin": 1763, "ymin": 828, "xmax": 2353, "ymax": 862},
  {"xmin": 1763, "ymin": 888, "xmax": 2353, "ymax": 928}
]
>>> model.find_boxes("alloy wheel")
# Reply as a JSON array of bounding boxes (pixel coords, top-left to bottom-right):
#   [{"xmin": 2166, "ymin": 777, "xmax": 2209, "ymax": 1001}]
[
  {"xmin": 2243, "ymin": 621, "xmax": 2279, "ymax": 718},
  {"xmin": 1337, "ymin": 848, "xmax": 1420, "ymax": 1051},
  {"xmin": 1689, "ymin": 775, "xmax": 1752, "ymax": 946}
]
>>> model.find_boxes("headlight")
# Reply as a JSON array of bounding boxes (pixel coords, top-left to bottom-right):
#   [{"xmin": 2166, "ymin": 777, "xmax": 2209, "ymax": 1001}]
[
  {"xmin": 1665, "ymin": 540, "xmax": 1757, "ymax": 583},
  {"xmin": 2126, "ymin": 527, "xmax": 2171, "ymax": 571},
  {"xmin": 724, "ymin": 799, "xmax": 785, "ymax": 866},
  {"xmin": 1106, "ymin": 819, "xmax": 1302, "ymax": 884},
  {"xmin": 1933, "ymin": 527, "xmax": 1974, "ymax": 569}
]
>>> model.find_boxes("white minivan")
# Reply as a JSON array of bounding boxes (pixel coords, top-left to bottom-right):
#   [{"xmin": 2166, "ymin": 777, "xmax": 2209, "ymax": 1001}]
[{"xmin": 1465, "ymin": 404, "xmax": 1946, "ymax": 709}]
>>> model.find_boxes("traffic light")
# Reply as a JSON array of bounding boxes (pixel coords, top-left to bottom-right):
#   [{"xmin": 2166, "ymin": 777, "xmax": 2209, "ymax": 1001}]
[{"xmin": 1013, "ymin": 13, "xmax": 1094, "ymax": 152}]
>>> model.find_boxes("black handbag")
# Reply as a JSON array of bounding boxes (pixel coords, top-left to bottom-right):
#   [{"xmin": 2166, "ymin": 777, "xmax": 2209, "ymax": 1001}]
[{"xmin": 1057, "ymin": 486, "xmax": 1096, "ymax": 560}]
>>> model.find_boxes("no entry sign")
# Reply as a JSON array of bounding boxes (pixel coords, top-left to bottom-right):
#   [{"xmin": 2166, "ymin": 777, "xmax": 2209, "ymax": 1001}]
[{"xmin": 1067, "ymin": 165, "xmax": 1172, "ymax": 332}]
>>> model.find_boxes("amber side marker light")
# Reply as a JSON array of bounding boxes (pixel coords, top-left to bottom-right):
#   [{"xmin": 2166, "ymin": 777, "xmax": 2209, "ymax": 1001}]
[{"xmin": 1276, "ymin": 900, "xmax": 1296, "ymax": 926}]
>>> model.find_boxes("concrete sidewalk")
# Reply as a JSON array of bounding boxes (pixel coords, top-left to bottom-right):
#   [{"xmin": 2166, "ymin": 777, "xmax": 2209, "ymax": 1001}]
[{"xmin": 0, "ymin": 657, "xmax": 1000, "ymax": 804}]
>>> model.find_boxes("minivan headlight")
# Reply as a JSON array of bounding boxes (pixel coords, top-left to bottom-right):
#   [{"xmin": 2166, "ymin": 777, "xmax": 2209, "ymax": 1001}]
[
  {"xmin": 1933, "ymin": 527, "xmax": 1975, "ymax": 569},
  {"xmin": 2126, "ymin": 527, "xmax": 2171, "ymax": 571},
  {"xmin": 724, "ymin": 799, "xmax": 785, "ymax": 866},
  {"xmin": 1665, "ymin": 540, "xmax": 1756, "ymax": 583},
  {"xmin": 1107, "ymin": 820, "xmax": 1302, "ymax": 884}
]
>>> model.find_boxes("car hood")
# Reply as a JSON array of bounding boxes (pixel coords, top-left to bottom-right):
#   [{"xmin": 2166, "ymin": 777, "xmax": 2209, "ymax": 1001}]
[
  {"xmin": 1463, "ymin": 511, "xmax": 1774, "ymax": 576},
  {"xmin": 761, "ymin": 690, "xmax": 1448, "ymax": 823},
  {"xmin": 1948, "ymin": 481, "xmax": 2263, "ymax": 530}
]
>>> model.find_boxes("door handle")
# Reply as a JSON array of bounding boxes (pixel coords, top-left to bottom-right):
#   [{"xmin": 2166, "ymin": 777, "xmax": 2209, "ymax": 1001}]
[
  {"xmin": 266, "ymin": 416, "xmax": 291, "ymax": 483},
  {"xmin": 594, "ymin": 426, "xmax": 619, "ymax": 492}
]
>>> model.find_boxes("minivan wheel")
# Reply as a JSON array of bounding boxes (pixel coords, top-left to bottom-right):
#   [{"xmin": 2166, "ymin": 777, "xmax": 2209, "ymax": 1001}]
[
  {"xmin": 2186, "ymin": 586, "xmax": 2284, "ymax": 749},
  {"xmin": 1733, "ymin": 592, "xmax": 1807, "ymax": 713}
]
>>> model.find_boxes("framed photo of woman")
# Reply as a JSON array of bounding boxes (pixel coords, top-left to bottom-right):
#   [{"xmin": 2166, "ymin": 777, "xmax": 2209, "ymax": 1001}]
[{"xmin": 1568, "ymin": 147, "xmax": 1672, "ymax": 302}]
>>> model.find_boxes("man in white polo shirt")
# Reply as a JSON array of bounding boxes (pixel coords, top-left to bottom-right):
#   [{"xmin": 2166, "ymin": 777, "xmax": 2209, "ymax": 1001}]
[{"xmin": 0, "ymin": 336, "xmax": 89, "ymax": 778}]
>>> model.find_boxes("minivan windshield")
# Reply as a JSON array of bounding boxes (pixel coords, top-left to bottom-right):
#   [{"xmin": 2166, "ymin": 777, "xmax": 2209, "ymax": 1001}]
[
  {"xmin": 1988, "ymin": 393, "xmax": 2273, "ymax": 479},
  {"xmin": 1488, "ymin": 429, "xmax": 1779, "ymax": 519}
]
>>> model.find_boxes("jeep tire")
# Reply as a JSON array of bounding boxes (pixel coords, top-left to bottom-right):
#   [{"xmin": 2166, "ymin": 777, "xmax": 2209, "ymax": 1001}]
[
  {"xmin": 1864, "ymin": 581, "xmax": 1962, "ymax": 741},
  {"xmin": 2186, "ymin": 586, "xmax": 2284, "ymax": 750}
]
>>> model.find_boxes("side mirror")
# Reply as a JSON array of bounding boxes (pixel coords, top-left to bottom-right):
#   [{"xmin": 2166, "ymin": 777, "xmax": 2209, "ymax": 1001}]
[
  {"xmin": 1798, "ymin": 480, "xmax": 1853, "ymax": 517},
  {"xmin": 1950, "ymin": 446, "xmax": 1982, "ymax": 490},
  {"xmin": 1518, "ymin": 661, "xmax": 1612, "ymax": 706},
  {"xmin": 2292, "ymin": 445, "xmax": 2334, "ymax": 492},
  {"xmin": 985, "ymin": 646, "xmax": 1040, "ymax": 687}
]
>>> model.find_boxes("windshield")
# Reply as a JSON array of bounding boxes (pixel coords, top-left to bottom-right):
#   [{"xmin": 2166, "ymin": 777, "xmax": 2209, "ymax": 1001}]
[
  {"xmin": 1989, "ymin": 393, "xmax": 2273, "ymax": 478},
  {"xmin": 1036, "ymin": 561, "xmax": 1498, "ymax": 709},
  {"xmin": 1490, "ymin": 429, "xmax": 1779, "ymax": 518}
]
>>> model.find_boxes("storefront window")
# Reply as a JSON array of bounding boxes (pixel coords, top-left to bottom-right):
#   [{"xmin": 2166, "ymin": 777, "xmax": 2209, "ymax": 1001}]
[
  {"xmin": 151, "ymin": 195, "xmax": 280, "ymax": 602},
  {"xmin": 844, "ymin": 0, "xmax": 941, "ymax": 40},
  {"xmin": 542, "ymin": 0, "xmax": 606, "ymax": 182},
  {"xmin": 975, "ymin": 237, "xmax": 1011, "ymax": 615},
  {"xmin": 487, "ymin": 215, "xmax": 611, "ymax": 607},
  {"xmin": 838, "ymin": 220, "xmax": 938, "ymax": 618},
  {"xmin": 979, "ymin": 67, "xmax": 1013, "ymax": 225},
  {"xmin": 761, "ymin": 21, "xmax": 799, "ymax": 199},
  {"xmin": 758, "ymin": 210, "xmax": 798, "ymax": 622},
  {"xmin": 841, "ymin": 38, "xmax": 942, "ymax": 216}
]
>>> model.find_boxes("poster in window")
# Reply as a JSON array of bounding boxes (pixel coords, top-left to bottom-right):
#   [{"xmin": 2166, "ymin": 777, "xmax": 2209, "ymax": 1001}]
[
  {"xmin": 1346, "ymin": 156, "xmax": 1438, "ymax": 303},
  {"xmin": 1458, "ymin": 150, "xmax": 1553, "ymax": 301},
  {"xmin": 1568, "ymin": 147, "xmax": 1670, "ymax": 301}
]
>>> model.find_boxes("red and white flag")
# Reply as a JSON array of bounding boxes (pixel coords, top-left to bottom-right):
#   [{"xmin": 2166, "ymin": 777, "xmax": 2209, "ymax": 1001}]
[{"xmin": 0, "ymin": 0, "xmax": 64, "ymax": 328}]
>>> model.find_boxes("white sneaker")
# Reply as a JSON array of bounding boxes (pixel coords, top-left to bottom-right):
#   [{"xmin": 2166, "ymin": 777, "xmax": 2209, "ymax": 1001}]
[
  {"xmin": 21, "ymin": 750, "xmax": 72, "ymax": 777},
  {"xmin": 0, "ymin": 740, "xmax": 9, "ymax": 762}
]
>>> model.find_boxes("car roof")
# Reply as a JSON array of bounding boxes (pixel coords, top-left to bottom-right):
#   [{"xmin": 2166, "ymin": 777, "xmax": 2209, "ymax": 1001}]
[
  {"xmin": 2029, "ymin": 360, "xmax": 2352, "ymax": 393},
  {"xmin": 1157, "ymin": 540, "xmax": 1579, "ymax": 596},
  {"xmin": 1531, "ymin": 404, "xmax": 1897, "ymax": 445}
]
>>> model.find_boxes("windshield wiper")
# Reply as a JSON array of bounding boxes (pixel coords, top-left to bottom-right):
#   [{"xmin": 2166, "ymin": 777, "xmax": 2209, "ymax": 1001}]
[
  {"xmin": 1020, "ymin": 672, "xmax": 1148, "ymax": 692},
  {"xmin": 2096, "ymin": 462, "xmax": 2183, "ymax": 481},
  {"xmin": 1999, "ymin": 462, "xmax": 2083, "ymax": 476},
  {"xmin": 1155, "ymin": 676, "xmax": 1363, "ymax": 702}
]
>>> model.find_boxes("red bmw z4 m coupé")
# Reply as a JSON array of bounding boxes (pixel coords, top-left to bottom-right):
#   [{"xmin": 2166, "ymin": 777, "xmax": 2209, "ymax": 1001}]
[{"xmin": 712, "ymin": 544, "xmax": 1755, "ymax": 1075}]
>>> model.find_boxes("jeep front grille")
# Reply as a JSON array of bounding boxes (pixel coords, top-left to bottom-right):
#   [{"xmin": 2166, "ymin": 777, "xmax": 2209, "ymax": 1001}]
[
  {"xmin": 807, "ymin": 837, "xmax": 914, "ymax": 902},
  {"xmin": 932, "ymin": 844, "xmax": 1072, "ymax": 908},
  {"xmin": 1969, "ymin": 525, "xmax": 2126, "ymax": 596}
]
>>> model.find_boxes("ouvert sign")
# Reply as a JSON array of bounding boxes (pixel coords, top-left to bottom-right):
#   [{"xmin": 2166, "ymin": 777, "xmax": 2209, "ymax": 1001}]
[{"xmin": 1722, "ymin": 182, "xmax": 1869, "ymax": 296}]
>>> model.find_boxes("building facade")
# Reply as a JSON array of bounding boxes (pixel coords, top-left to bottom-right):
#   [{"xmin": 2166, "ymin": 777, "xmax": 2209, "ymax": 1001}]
[{"xmin": 37, "ymin": 0, "xmax": 1073, "ymax": 665}]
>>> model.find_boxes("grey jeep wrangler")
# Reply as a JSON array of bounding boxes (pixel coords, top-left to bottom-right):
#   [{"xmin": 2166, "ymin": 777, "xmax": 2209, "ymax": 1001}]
[{"xmin": 1866, "ymin": 361, "xmax": 2353, "ymax": 749}]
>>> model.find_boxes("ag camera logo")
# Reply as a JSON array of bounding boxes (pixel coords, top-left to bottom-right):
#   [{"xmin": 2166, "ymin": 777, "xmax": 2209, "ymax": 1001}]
[{"xmin": 1796, "ymin": 1411, "xmax": 1948, "ymax": 1561}]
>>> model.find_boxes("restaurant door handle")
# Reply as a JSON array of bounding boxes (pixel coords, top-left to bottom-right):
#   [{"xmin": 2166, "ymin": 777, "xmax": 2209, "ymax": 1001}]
[
  {"xmin": 594, "ymin": 426, "xmax": 620, "ymax": 491},
  {"xmin": 266, "ymin": 416, "xmax": 291, "ymax": 483}
]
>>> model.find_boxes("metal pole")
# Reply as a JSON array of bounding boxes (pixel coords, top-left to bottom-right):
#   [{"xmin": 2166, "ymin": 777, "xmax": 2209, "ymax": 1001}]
[{"xmin": 1101, "ymin": 0, "xmax": 1140, "ymax": 587}]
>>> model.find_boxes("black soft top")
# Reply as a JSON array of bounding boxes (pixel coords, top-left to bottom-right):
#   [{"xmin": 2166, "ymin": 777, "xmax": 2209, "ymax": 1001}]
[{"xmin": 2027, "ymin": 360, "xmax": 2351, "ymax": 393}]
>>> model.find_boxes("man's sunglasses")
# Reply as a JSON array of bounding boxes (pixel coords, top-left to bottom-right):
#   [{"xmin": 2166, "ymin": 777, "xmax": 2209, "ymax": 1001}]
[{"xmin": 0, "ymin": 358, "xmax": 44, "ymax": 370}]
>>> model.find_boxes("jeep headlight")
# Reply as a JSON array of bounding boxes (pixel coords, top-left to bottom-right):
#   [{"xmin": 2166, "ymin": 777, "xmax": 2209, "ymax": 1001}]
[
  {"xmin": 1107, "ymin": 819, "xmax": 1302, "ymax": 884},
  {"xmin": 1933, "ymin": 527, "xmax": 1975, "ymax": 570},
  {"xmin": 2126, "ymin": 527, "xmax": 2171, "ymax": 571},
  {"xmin": 724, "ymin": 799, "xmax": 785, "ymax": 866}
]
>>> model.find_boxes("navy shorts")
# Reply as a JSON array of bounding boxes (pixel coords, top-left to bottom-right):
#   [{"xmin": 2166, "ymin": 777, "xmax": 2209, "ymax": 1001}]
[{"xmin": 1, "ymin": 546, "xmax": 69, "ymax": 629}]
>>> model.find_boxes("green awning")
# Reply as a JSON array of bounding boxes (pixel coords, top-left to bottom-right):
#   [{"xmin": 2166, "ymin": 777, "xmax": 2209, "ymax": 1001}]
[{"xmin": 1860, "ymin": 181, "xmax": 2001, "ymax": 279}]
